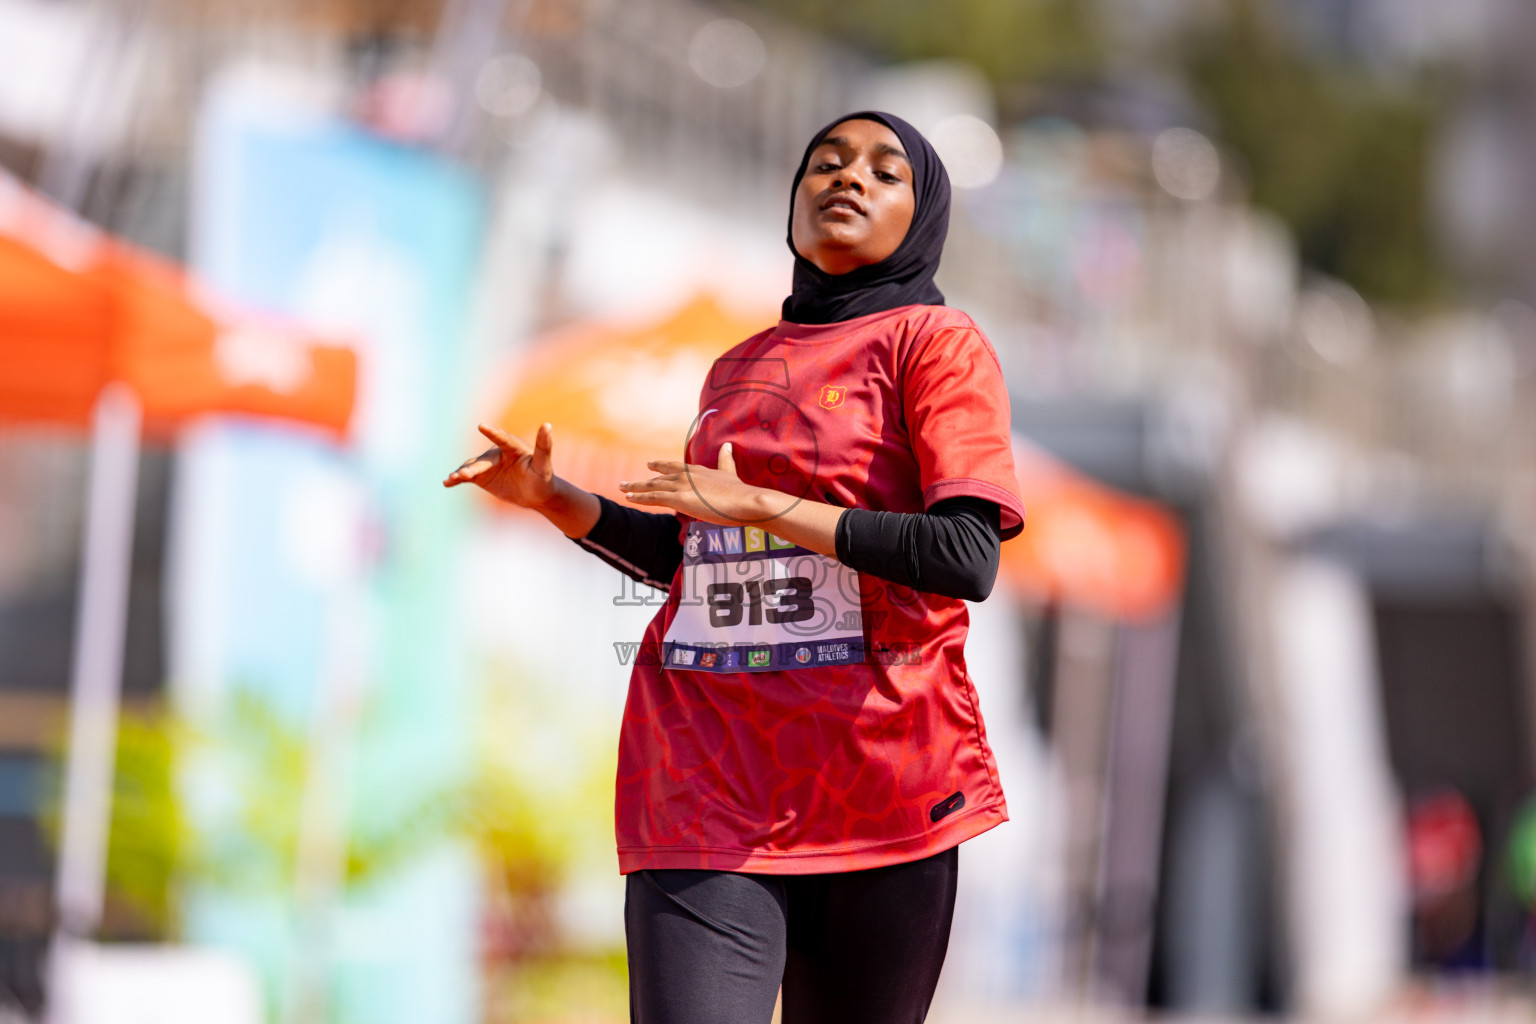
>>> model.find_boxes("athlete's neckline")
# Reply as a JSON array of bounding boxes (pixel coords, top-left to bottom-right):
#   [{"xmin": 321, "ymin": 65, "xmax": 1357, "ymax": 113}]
[{"xmin": 771, "ymin": 304, "xmax": 935, "ymax": 343}]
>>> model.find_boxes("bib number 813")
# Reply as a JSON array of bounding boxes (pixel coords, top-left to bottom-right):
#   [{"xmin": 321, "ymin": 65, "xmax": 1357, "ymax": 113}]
[{"xmin": 706, "ymin": 578, "xmax": 815, "ymax": 627}]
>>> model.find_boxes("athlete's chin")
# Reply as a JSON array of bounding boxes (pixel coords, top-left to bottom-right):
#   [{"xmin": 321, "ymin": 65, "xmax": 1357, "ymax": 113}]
[
  {"xmin": 805, "ymin": 239, "xmax": 890, "ymax": 275},
  {"xmin": 811, "ymin": 223, "xmax": 868, "ymax": 248}
]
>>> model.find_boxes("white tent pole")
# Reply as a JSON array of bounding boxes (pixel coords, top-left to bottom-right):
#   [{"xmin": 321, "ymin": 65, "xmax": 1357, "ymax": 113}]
[{"xmin": 54, "ymin": 381, "xmax": 142, "ymax": 939}]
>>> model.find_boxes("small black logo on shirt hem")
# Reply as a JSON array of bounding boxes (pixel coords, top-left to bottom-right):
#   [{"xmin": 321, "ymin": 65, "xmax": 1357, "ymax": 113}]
[{"xmin": 930, "ymin": 791, "xmax": 965, "ymax": 823}]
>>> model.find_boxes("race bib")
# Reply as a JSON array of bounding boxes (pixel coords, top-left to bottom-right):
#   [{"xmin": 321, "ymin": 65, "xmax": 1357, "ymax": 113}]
[{"xmin": 662, "ymin": 522, "xmax": 866, "ymax": 672}]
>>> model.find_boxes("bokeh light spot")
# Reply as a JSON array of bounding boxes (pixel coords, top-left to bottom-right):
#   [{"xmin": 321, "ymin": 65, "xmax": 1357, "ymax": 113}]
[{"xmin": 688, "ymin": 19, "xmax": 767, "ymax": 89}]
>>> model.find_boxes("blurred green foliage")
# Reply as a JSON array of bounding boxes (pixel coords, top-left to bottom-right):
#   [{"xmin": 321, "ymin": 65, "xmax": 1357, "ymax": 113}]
[
  {"xmin": 45, "ymin": 666, "xmax": 617, "ymax": 961},
  {"xmin": 749, "ymin": 0, "xmax": 1102, "ymax": 84},
  {"xmin": 747, "ymin": 0, "xmax": 1452, "ymax": 305},
  {"xmin": 1180, "ymin": 1, "xmax": 1447, "ymax": 304},
  {"xmin": 466, "ymin": 659, "xmax": 628, "ymax": 1021},
  {"xmin": 1508, "ymin": 795, "xmax": 1536, "ymax": 910},
  {"xmin": 94, "ymin": 707, "xmax": 193, "ymax": 933},
  {"xmin": 81, "ymin": 690, "xmax": 463, "ymax": 933},
  {"xmin": 33, "ymin": 661, "xmax": 628, "ymax": 1018},
  {"xmin": 483, "ymin": 951, "xmax": 629, "ymax": 1024}
]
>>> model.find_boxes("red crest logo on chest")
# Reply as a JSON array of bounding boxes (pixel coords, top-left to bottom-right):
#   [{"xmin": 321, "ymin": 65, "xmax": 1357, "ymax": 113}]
[{"xmin": 818, "ymin": 385, "xmax": 847, "ymax": 410}]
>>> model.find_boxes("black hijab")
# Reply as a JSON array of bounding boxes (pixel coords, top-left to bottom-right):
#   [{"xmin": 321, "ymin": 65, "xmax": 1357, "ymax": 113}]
[{"xmin": 782, "ymin": 111, "xmax": 951, "ymax": 325}]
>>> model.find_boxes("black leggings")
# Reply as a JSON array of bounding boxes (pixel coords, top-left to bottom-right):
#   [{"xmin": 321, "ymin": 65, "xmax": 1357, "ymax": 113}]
[{"xmin": 625, "ymin": 846, "xmax": 959, "ymax": 1024}]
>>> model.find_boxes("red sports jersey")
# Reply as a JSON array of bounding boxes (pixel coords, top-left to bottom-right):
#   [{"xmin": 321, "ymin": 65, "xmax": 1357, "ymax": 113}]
[{"xmin": 616, "ymin": 304, "xmax": 1025, "ymax": 874}]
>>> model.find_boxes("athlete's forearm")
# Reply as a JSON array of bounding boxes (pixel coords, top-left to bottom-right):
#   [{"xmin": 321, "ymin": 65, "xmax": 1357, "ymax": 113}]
[
  {"xmin": 749, "ymin": 494, "xmax": 845, "ymax": 557},
  {"xmin": 536, "ymin": 476, "xmax": 603, "ymax": 539}
]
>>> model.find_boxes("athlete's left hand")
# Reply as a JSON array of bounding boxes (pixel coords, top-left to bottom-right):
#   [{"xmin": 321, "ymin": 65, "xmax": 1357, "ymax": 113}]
[{"xmin": 621, "ymin": 443, "xmax": 780, "ymax": 525}]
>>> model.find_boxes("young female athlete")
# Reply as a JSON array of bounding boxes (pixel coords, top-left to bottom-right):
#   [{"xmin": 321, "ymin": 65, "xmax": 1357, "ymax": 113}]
[{"xmin": 445, "ymin": 111, "xmax": 1024, "ymax": 1023}]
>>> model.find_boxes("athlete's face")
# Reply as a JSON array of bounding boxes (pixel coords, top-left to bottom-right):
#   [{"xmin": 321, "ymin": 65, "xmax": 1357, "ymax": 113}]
[{"xmin": 790, "ymin": 119, "xmax": 916, "ymax": 277}]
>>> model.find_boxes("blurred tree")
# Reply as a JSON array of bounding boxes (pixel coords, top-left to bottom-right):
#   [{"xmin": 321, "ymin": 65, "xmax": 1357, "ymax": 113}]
[
  {"xmin": 92, "ymin": 708, "xmax": 192, "ymax": 935},
  {"xmin": 745, "ymin": 0, "xmax": 1102, "ymax": 85},
  {"xmin": 743, "ymin": 0, "xmax": 1451, "ymax": 305},
  {"xmin": 42, "ymin": 691, "xmax": 460, "ymax": 935},
  {"xmin": 40, "ymin": 683, "xmax": 587, "ymax": 931},
  {"xmin": 1179, "ymin": 0, "xmax": 1447, "ymax": 304},
  {"xmin": 43, "ymin": 670, "xmax": 628, "ymax": 1020},
  {"xmin": 469, "ymin": 659, "xmax": 628, "ymax": 1023}
]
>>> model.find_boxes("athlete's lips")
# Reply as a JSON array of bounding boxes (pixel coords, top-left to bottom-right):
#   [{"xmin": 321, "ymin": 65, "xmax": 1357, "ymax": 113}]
[{"xmin": 820, "ymin": 192, "xmax": 865, "ymax": 215}]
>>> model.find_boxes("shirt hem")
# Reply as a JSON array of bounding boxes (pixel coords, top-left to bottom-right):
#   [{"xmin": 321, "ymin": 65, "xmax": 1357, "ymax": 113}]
[{"xmin": 616, "ymin": 800, "xmax": 1007, "ymax": 875}]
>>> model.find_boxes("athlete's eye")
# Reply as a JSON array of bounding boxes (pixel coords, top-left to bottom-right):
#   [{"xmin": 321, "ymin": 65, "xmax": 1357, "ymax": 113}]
[
  {"xmin": 876, "ymin": 170, "xmax": 902, "ymax": 184},
  {"xmin": 815, "ymin": 162, "xmax": 840, "ymax": 173}
]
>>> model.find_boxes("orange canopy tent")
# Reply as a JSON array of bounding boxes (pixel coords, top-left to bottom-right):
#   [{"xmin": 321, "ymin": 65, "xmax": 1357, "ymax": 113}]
[
  {"xmin": 0, "ymin": 170, "xmax": 356, "ymax": 437},
  {"xmin": 487, "ymin": 292, "xmax": 750, "ymax": 498},
  {"xmin": 0, "ymin": 168, "xmax": 359, "ymax": 940},
  {"xmin": 490, "ymin": 293, "xmax": 1185, "ymax": 622},
  {"xmin": 1000, "ymin": 440, "xmax": 1184, "ymax": 621}
]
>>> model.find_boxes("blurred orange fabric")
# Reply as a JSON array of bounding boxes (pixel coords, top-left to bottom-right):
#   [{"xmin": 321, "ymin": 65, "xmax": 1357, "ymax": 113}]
[
  {"xmin": 1002, "ymin": 440, "xmax": 1185, "ymax": 621},
  {"xmin": 491, "ymin": 293, "xmax": 1185, "ymax": 620},
  {"xmin": 492, "ymin": 293, "xmax": 769, "ymax": 500},
  {"xmin": 0, "ymin": 173, "xmax": 356, "ymax": 439}
]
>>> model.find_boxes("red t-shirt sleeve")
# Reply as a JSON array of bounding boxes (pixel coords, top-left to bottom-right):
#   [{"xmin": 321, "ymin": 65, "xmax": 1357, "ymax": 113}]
[{"xmin": 901, "ymin": 324, "xmax": 1026, "ymax": 540}]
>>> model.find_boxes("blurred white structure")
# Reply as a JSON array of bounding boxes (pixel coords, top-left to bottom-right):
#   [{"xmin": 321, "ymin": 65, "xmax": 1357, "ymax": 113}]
[
  {"xmin": 49, "ymin": 941, "xmax": 262, "ymax": 1024},
  {"xmin": 1270, "ymin": 560, "xmax": 1408, "ymax": 1017}
]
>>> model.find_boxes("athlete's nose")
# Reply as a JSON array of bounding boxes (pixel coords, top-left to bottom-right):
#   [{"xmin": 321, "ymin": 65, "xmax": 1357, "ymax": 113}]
[{"xmin": 832, "ymin": 167, "xmax": 866, "ymax": 193}]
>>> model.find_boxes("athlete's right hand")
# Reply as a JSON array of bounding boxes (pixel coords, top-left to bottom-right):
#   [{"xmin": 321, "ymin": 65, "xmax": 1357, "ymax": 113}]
[{"xmin": 442, "ymin": 422, "xmax": 557, "ymax": 509}]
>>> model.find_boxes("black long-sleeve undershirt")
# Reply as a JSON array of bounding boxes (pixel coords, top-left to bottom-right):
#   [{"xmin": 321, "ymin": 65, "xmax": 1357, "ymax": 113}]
[
  {"xmin": 571, "ymin": 494, "xmax": 1003, "ymax": 603},
  {"xmin": 571, "ymin": 494, "xmax": 684, "ymax": 592},
  {"xmin": 835, "ymin": 495, "xmax": 1002, "ymax": 602}
]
